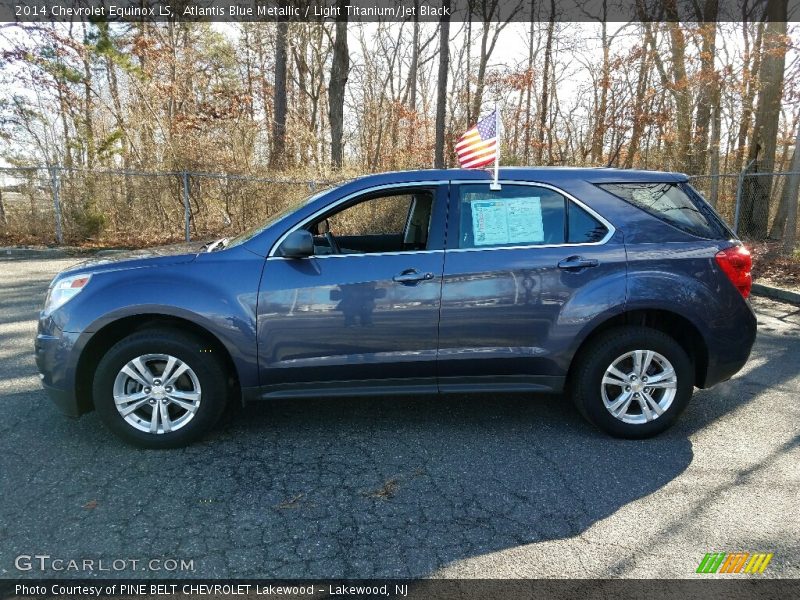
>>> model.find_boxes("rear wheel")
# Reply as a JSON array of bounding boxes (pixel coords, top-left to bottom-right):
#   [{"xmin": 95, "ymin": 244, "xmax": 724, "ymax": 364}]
[
  {"xmin": 93, "ymin": 330, "xmax": 227, "ymax": 448},
  {"xmin": 570, "ymin": 326, "xmax": 693, "ymax": 438}
]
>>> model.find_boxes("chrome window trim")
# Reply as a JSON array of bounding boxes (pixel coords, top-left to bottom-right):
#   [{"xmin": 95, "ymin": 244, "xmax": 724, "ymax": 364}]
[
  {"xmin": 267, "ymin": 179, "xmax": 616, "ymax": 259},
  {"xmin": 449, "ymin": 179, "xmax": 616, "ymax": 251},
  {"xmin": 267, "ymin": 181, "xmax": 443, "ymax": 259},
  {"xmin": 268, "ymin": 249, "xmax": 445, "ymax": 261}
]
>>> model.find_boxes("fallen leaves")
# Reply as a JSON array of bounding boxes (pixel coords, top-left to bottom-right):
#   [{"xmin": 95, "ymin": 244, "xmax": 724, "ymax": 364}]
[
  {"xmin": 361, "ymin": 478, "xmax": 400, "ymax": 500},
  {"xmin": 275, "ymin": 493, "xmax": 305, "ymax": 509},
  {"xmin": 750, "ymin": 240, "xmax": 800, "ymax": 291}
]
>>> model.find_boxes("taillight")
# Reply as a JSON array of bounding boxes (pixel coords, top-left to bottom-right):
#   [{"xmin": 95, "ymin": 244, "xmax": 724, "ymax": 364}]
[{"xmin": 715, "ymin": 245, "xmax": 752, "ymax": 298}]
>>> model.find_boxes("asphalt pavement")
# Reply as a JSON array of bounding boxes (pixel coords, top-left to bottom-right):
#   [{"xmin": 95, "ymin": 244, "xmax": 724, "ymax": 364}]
[{"xmin": 0, "ymin": 253, "xmax": 798, "ymax": 579}]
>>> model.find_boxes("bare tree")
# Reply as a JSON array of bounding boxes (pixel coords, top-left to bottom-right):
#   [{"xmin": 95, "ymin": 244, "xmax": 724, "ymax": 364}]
[
  {"xmin": 270, "ymin": 15, "xmax": 288, "ymax": 168},
  {"xmin": 740, "ymin": 0, "xmax": 788, "ymax": 239},
  {"xmin": 469, "ymin": 0, "xmax": 522, "ymax": 121},
  {"xmin": 782, "ymin": 120, "xmax": 800, "ymax": 254},
  {"xmin": 434, "ymin": 2, "xmax": 451, "ymax": 169},
  {"xmin": 534, "ymin": 0, "xmax": 555, "ymax": 164},
  {"xmin": 329, "ymin": 0, "xmax": 349, "ymax": 170},
  {"xmin": 690, "ymin": 0, "xmax": 720, "ymax": 175},
  {"xmin": 769, "ymin": 112, "xmax": 800, "ymax": 239}
]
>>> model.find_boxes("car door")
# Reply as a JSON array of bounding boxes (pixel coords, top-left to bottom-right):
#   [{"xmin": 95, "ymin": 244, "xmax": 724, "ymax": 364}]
[
  {"xmin": 256, "ymin": 183, "xmax": 448, "ymax": 397},
  {"xmin": 437, "ymin": 181, "xmax": 626, "ymax": 393}
]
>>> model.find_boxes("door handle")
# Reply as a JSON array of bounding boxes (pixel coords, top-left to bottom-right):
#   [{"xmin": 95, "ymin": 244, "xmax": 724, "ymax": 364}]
[
  {"xmin": 557, "ymin": 256, "xmax": 599, "ymax": 270},
  {"xmin": 393, "ymin": 269, "xmax": 435, "ymax": 284}
]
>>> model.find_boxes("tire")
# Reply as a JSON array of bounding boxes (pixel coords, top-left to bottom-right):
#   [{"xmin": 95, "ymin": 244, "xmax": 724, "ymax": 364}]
[
  {"xmin": 570, "ymin": 326, "xmax": 693, "ymax": 439},
  {"xmin": 93, "ymin": 329, "xmax": 228, "ymax": 448}
]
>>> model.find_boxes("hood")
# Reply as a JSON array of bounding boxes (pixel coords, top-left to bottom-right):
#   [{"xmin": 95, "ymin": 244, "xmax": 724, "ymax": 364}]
[{"xmin": 57, "ymin": 241, "xmax": 205, "ymax": 278}]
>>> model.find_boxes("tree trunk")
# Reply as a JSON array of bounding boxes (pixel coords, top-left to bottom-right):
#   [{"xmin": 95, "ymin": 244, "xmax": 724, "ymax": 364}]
[
  {"xmin": 535, "ymin": 0, "xmax": 555, "ymax": 164},
  {"xmin": 270, "ymin": 13, "xmax": 288, "ymax": 168},
  {"xmin": 708, "ymin": 85, "xmax": 722, "ymax": 208},
  {"xmin": 733, "ymin": 21, "xmax": 763, "ymax": 176},
  {"xmin": 471, "ymin": 19, "xmax": 491, "ymax": 122},
  {"xmin": 329, "ymin": 1, "xmax": 349, "ymax": 170},
  {"xmin": 408, "ymin": 2, "xmax": 419, "ymax": 113},
  {"xmin": 740, "ymin": 0, "xmax": 788, "ymax": 240},
  {"xmin": 523, "ymin": 5, "xmax": 535, "ymax": 165},
  {"xmin": 590, "ymin": 15, "xmax": 609, "ymax": 164},
  {"xmin": 769, "ymin": 114, "xmax": 799, "ymax": 239},
  {"xmin": 691, "ymin": 0, "xmax": 719, "ymax": 175},
  {"xmin": 434, "ymin": 1, "xmax": 450, "ymax": 169},
  {"xmin": 465, "ymin": 16, "xmax": 472, "ymax": 126},
  {"xmin": 664, "ymin": 2, "xmax": 692, "ymax": 172},
  {"xmin": 624, "ymin": 39, "xmax": 651, "ymax": 169},
  {"xmin": 782, "ymin": 120, "xmax": 800, "ymax": 254}
]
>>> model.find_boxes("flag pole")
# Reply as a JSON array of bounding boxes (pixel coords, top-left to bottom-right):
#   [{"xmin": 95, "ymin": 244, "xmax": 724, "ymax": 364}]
[{"xmin": 490, "ymin": 104, "xmax": 501, "ymax": 190}]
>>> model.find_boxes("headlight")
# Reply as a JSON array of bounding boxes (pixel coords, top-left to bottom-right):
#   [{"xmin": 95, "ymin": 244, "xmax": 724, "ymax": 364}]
[{"xmin": 44, "ymin": 274, "xmax": 92, "ymax": 314}]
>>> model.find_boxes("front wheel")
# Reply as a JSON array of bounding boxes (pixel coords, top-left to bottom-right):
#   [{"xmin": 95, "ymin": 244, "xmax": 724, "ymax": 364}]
[
  {"xmin": 570, "ymin": 326, "xmax": 694, "ymax": 438},
  {"xmin": 93, "ymin": 329, "xmax": 228, "ymax": 448}
]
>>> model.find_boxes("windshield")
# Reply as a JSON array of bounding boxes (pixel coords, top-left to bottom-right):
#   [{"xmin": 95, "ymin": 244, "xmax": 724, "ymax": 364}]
[{"xmin": 226, "ymin": 187, "xmax": 335, "ymax": 249}]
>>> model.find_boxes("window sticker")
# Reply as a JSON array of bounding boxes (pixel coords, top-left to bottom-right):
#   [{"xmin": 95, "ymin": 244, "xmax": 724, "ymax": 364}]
[
  {"xmin": 468, "ymin": 196, "xmax": 544, "ymax": 246},
  {"xmin": 506, "ymin": 197, "xmax": 544, "ymax": 243},
  {"xmin": 470, "ymin": 200, "xmax": 508, "ymax": 246}
]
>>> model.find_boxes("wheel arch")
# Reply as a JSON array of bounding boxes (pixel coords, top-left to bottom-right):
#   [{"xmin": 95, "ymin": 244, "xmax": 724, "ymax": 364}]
[
  {"xmin": 75, "ymin": 314, "xmax": 242, "ymax": 415},
  {"xmin": 567, "ymin": 308, "xmax": 709, "ymax": 388}
]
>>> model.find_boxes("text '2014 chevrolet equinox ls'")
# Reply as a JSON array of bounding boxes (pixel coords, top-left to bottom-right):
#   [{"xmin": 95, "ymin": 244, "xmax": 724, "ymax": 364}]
[{"xmin": 36, "ymin": 168, "xmax": 756, "ymax": 448}]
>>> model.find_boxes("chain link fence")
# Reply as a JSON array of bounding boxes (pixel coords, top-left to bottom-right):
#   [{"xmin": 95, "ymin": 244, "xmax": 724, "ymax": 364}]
[
  {"xmin": 0, "ymin": 165, "xmax": 798, "ymax": 252},
  {"xmin": 689, "ymin": 170, "xmax": 800, "ymax": 255},
  {"xmin": 0, "ymin": 166, "xmax": 337, "ymax": 246}
]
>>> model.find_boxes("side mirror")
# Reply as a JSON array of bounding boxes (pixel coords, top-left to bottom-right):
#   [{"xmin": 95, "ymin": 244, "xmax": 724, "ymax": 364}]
[{"xmin": 278, "ymin": 230, "xmax": 314, "ymax": 258}]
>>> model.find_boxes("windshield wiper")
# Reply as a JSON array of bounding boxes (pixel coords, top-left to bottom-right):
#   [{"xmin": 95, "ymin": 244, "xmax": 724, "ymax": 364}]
[{"xmin": 200, "ymin": 238, "xmax": 229, "ymax": 253}]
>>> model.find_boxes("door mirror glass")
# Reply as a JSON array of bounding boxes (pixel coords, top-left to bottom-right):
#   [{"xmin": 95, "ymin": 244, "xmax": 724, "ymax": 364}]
[{"xmin": 278, "ymin": 230, "xmax": 314, "ymax": 258}]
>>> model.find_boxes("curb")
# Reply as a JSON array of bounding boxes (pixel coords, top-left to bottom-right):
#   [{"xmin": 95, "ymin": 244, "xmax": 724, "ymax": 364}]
[
  {"xmin": 752, "ymin": 283, "xmax": 800, "ymax": 306},
  {"xmin": 1, "ymin": 247, "xmax": 77, "ymax": 258},
  {"xmin": 0, "ymin": 246, "xmax": 127, "ymax": 259}
]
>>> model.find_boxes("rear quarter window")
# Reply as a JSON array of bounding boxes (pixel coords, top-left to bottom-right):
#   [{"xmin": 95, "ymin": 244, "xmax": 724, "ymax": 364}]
[{"xmin": 598, "ymin": 182, "xmax": 727, "ymax": 239}]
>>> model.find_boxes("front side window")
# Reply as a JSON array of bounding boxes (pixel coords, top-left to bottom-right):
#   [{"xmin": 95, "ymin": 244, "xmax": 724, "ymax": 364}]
[
  {"xmin": 308, "ymin": 189, "xmax": 435, "ymax": 254},
  {"xmin": 457, "ymin": 184, "xmax": 607, "ymax": 249}
]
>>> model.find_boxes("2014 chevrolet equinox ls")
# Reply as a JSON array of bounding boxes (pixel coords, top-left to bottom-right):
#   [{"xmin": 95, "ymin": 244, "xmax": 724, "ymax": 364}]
[{"xmin": 36, "ymin": 168, "xmax": 756, "ymax": 448}]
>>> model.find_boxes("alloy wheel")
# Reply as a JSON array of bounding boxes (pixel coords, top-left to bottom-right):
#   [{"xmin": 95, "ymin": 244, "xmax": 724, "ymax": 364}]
[
  {"xmin": 600, "ymin": 349, "xmax": 678, "ymax": 425},
  {"xmin": 112, "ymin": 353, "xmax": 202, "ymax": 434}
]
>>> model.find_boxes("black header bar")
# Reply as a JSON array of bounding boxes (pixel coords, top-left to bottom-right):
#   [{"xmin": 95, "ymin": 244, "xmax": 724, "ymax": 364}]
[{"xmin": 2, "ymin": 0, "xmax": 800, "ymax": 23}]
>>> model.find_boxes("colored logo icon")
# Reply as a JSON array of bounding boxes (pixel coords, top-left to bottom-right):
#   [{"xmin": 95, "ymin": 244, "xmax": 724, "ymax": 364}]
[{"xmin": 696, "ymin": 552, "xmax": 774, "ymax": 574}]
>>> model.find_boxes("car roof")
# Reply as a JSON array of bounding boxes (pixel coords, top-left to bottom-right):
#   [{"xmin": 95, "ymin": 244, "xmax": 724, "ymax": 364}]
[{"xmin": 347, "ymin": 167, "xmax": 688, "ymax": 186}]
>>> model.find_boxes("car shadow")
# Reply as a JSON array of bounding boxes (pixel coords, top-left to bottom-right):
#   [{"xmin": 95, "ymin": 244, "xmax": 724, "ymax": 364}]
[{"xmin": 199, "ymin": 322, "xmax": 796, "ymax": 577}]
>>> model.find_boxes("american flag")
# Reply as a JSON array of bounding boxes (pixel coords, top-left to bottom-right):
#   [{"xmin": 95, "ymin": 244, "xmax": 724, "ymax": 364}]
[{"xmin": 455, "ymin": 110, "xmax": 498, "ymax": 169}]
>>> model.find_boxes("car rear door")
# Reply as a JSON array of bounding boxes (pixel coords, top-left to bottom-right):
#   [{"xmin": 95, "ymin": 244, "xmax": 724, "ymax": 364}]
[
  {"xmin": 437, "ymin": 181, "xmax": 627, "ymax": 393},
  {"xmin": 256, "ymin": 183, "xmax": 448, "ymax": 397}
]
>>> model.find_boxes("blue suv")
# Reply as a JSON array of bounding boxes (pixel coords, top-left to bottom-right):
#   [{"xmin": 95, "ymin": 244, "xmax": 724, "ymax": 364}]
[{"xmin": 36, "ymin": 168, "xmax": 756, "ymax": 447}]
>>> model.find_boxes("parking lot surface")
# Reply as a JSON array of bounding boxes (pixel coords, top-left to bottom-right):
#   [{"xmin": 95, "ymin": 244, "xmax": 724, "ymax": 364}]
[{"xmin": 0, "ymin": 253, "xmax": 798, "ymax": 579}]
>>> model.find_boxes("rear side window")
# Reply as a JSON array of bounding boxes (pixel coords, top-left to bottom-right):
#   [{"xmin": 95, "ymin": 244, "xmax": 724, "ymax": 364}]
[
  {"xmin": 598, "ymin": 182, "xmax": 726, "ymax": 239},
  {"xmin": 568, "ymin": 202, "xmax": 609, "ymax": 243},
  {"xmin": 457, "ymin": 184, "xmax": 609, "ymax": 248},
  {"xmin": 458, "ymin": 184, "xmax": 565, "ymax": 248}
]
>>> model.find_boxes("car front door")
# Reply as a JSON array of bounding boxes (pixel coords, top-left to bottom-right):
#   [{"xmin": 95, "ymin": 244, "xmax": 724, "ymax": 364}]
[
  {"xmin": 437, "ymin": 181, "xmax": 626, "ymax": 393},
  {"xmin": 256, "ymin": 184, "xmax": 448, "ymax": 397}
]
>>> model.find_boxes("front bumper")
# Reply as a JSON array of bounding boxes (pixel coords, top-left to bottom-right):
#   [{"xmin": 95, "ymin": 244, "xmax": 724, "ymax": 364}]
[
  {"xmin": 40, "ymin": 380, "xmax": 82, "ymax": 418},
  {"xmin": 35, "ymin": 323, "xmax": 85, "ymax": 417}
]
